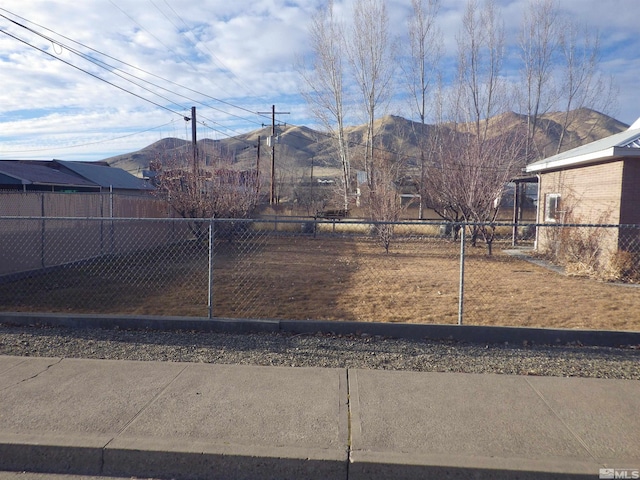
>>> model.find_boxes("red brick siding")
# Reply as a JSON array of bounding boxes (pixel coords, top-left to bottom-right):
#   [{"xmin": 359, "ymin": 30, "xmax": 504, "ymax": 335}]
[
  {"xmin": 620, "ymin": 160, "xmax": 640, "ymax": 224},
  {"xmin": 620, "ymin": 160, "xmax": 640, "ymax": 251}
]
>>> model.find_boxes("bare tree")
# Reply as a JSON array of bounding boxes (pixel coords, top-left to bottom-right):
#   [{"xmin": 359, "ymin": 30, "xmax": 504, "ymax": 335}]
[
  {"xmin": 209, "ymin": 168, "xmax": 260, "ymax": 219},
  {"xmin": 298, "ymin": 0, "xmax": 351, "ymax": 212},
  {"xmin": 518, "ymin": 0, "xmax": 559, "ymax": 162},
  {"xmin": 150, "ymin": 147, "xmax": 210, "ymax": 221},
  {"xmin": 423, "ymin": 0, "xmax": 523, "ymax": 253},
  {"xmin": 424, "ymin": 118, "xmax": 525, "ymax": 252},
  {"xmin": 456, "ymin": 0, "xmax": 508, "ymax": 139},
  {"xmin": 555, "ymin": 22, "xmax": 616, "ymax": 153},
  {"xmin": 421, "ymin": 126, "xmax": 467, "ymax": 227},
  {"xmin": 514, "ymin": 0, "xmax": 618, "ymax": 158},
  {"xmin": 368, "ymin": 146, "xmax": 410, "ymax": 253},
  {"xmin": 294, "ymin": 182, "xmax": 332, "ymax": 217},
  {"xmin": 403, "ymin": 0, "xmax": 442, "ymax": 218},
  {"xmin": 347, "ymin": 0, "xmax": 396, "ymax": 202},
  {"xmin": 153, "ymin": 143, "xmax": 259, "ymax": 225}
]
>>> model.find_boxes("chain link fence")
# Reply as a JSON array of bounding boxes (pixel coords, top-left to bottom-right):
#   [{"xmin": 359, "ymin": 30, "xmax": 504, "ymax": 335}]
[{"xmin": 1, "ymin": 217, "xmax": 639, "ymax": 330}]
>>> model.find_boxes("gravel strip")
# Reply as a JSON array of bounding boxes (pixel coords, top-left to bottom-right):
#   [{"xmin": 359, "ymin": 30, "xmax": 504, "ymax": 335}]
[{"xmin": 1, "ymin": 323, "xmax": 639, "ymax": 379}]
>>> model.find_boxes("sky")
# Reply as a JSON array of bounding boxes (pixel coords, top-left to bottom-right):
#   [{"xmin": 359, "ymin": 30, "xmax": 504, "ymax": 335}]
[{"xmin": 0, "ymin": 0, "xmax": 638, "ymax": 162}]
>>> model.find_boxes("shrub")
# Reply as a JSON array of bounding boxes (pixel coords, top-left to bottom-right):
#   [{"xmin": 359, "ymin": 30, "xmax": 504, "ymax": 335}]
[
  {"xmin": 557, "ymin": 224, "xmax": 605, "ymax": 277},
  {"xmin": 604, "ymin": 250, "xmax": 640, "ymax": 283}
]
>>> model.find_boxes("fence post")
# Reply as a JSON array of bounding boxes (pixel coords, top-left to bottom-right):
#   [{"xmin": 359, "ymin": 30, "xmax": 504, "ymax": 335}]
[
  {"xmin": 40, "ymin": 194, "xmax": 45, "ymax": 268},
  {"xmin": 208, "ymin": 218, "xmax": 214, "ymax": 319},
  {"xmin": 458, "ymin": 224, "xmax": 465, "ymax": 326}
]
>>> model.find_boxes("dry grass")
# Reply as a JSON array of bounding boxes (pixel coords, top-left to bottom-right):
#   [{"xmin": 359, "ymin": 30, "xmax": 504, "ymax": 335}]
[{"xmin": 1, "ymin": 234, "xmax": 639, "ymax": 331}]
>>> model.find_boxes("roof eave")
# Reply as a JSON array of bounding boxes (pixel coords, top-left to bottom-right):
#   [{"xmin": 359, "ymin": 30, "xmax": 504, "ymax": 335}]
[
  {"xmin": 33, "ymin": 182, "xmax": 99, "ymax": 188},
  {"xmin": 524, "ymin": 147, "xmax": 638, "ymax": 173},
  {"xmin": 0, "ymin": 172, "xmax": 30, "ymax": 184}
]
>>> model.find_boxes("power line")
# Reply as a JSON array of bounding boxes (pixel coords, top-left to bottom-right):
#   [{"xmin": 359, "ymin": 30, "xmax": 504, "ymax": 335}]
[
  {"xmin": 0, "ymin": 8, "xmax": 436, "ymax": 166},
  {"xmin": 0, "ymin": 8, "xmax": 264, "ymax": 127},
  {"xmin": 107, "ymin": 0, "xmax": 197, "ymax": 72},
  {"xmin": 0, "ymin": 9, "xmax": 275, "ymax": 151},
  {"xmin": 0, "ymin": 13, "xmax": 200, "ymax": 117},
  {"xmin": 107, "ymin": 1, "xmax": 262, "ymax": 119},
  {"xmin": 0, "ymin": 27, "xmax": 187, "ymax": 118},
  {"xmin": 0, "ymin": 7, "xmax": 300, "ymax": 147},
  {"xmin": 0, "ymin": 120, "xmax": 179, "ymax": 154},
  {"xmin": 155, "ymin": 0, "xmax": 257, "ymax": 97}
]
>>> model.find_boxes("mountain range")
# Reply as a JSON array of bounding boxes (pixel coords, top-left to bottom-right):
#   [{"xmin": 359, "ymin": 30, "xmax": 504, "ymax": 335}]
[{"xmin": 104, "ymin": 108, "xmax": 629, "ymax": 180}]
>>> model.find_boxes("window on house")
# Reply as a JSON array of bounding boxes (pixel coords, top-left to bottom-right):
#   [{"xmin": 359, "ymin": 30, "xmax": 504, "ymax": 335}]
[{"xmin": 545, "ymin": 193, "xmax": 561, "ymax": 222}]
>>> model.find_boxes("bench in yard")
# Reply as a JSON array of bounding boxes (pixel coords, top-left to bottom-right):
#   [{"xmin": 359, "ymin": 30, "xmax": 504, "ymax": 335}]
[{"xmin": 315, "ymin": 209, "xmax": 348, "ymax": 220}]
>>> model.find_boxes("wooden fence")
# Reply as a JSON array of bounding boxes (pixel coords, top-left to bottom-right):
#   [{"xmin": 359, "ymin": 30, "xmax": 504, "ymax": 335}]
[{"xmin": 0, "ymin": 191, "xmax": 171, "ymax": 218}]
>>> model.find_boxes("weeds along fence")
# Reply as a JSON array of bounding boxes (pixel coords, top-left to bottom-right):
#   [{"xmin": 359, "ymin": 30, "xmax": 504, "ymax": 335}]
[{"xmin": 0, "ymin": 216, "xmax": 639, "ymax": 329}]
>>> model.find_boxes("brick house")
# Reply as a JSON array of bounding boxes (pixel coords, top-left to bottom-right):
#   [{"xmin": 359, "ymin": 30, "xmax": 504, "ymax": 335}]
[{"xmin": 525, "ymin": 118, "xmax": 640, "ymax": 262}]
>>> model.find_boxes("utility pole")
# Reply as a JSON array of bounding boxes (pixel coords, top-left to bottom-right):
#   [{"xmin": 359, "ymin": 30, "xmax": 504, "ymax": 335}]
[
  {"xmin": 310, "ymin": 156, "xmax": 315, "ymax": 208},
  {"xmin": 190, "ymin": 106, "xmax": 198, "ymax": 176},
  {"xmin": 257, "ymin": 105, "xmax": 289, "ymax": 204},
  {"xmin": 256, "ymin": 135, "xmax": 261, "ymax": 197}
]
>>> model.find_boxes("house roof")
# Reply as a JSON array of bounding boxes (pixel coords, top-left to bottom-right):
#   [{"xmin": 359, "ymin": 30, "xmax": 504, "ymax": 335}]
[
  {"xmin": 54, "ymin": 160, "xmax": 154, "ymax": 191},
  {"xmin": 0, "ymin": 160, "xmax": 98, "ymax": 189},
  {"xmin": 525, "ymin": 121, "xmax": 640, "ymax": 173}
]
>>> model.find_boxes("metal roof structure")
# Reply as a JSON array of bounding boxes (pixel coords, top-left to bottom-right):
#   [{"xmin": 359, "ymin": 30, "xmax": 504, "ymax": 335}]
[
  {"xmin": 0, "ymin": 160, "xmax": 98, "ymax": 190},
  {"xmin": 0, "ymin": 160, "xmax": 155, "ymax": 192},
  {"xmin": 525, "ymin": 120, "xmax": 640, "ymax": 173},
  {"xmin": 54, "ymin": 160, "xmax": 154, "ymax": 191}
]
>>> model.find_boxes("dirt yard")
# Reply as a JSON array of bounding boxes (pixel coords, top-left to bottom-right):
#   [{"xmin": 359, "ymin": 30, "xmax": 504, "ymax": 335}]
[{"xmin": 1, "ymin": 234, "xmax": 639, "ymax": 331}]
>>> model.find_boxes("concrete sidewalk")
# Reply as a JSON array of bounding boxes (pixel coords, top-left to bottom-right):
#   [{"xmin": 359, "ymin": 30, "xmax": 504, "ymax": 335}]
[{"xmin": 0, "ymin": 355, "xmax": 638, "ymax": 480}]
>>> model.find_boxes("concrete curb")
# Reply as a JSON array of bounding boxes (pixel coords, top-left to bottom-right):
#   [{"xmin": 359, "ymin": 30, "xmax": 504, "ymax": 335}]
[
  {"xmin": 0, "ymin": 312, "xmax": 640, "ymax": 347},
  {"xmin": 1, "ymin": 311, "xmax": 639, "ymax": 347},
  {"xmin": 103, "ymin": 443, "xmax": 347, "ymax": 480},
  {"xmin": 0, "ymin": 421, "xmax": 596, "ymax": 480},
  {"xmin": 0, "ymin": 438, "xmax": 347, "ymax": 480},
  {"xmin": 280, "ymin": 319, "xmax": 640, "ymax": 347},
  {"xmin": 0, "ymin": 440, "xmax": 103, "ymax": 477}
]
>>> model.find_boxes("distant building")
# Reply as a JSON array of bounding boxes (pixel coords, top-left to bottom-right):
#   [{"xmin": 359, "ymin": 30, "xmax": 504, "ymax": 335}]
[
  {"xmin": 0, "ymin": 160, "xmax": 99, "ymax": 192},
  {"xmin": 0, "ymin": 160, "xmax": 165, "ymax": 218},
  {"xmin": 0, "ymin": 160, "xmax": 154, "ymax": 194}
]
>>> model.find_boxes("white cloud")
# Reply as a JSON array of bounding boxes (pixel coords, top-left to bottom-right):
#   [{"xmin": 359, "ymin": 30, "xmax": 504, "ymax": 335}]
[{"xmin": 0, "ymin": 0, "xmax": 638, "ymax": 162}]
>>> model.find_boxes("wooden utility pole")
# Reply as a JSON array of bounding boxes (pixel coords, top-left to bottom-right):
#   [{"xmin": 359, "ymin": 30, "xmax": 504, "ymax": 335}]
[
  {"xmin": 256, "ymin": 135, "xmax": 261, "ymax": 197},
  {"xmin": 310, "ymin": 156, "xmax": 315, "ymax": 204},
  {"xmin": 190, "ymin": 106, "xmax": 198, "ymax": 175},
  {"xmin": 257, "ymin": 105, "xmax": 289, "ymax": 204}
]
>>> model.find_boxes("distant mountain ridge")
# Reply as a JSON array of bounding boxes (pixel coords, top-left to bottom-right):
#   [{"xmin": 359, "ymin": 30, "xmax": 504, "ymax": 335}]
[{"xmin": 104, "ymin": 108, "xmax": 629, "ymax": 178}]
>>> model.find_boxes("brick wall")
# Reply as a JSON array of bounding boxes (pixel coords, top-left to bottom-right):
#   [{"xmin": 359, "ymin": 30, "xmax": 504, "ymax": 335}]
[
  {"xmin": 620, "ymin": 160, "xmax": 640, "ymax": 251},
  {"xmin": 620, "ymin": 160, "xmax": 640, "ymax": 224},
  {"xmin": 537, "ymin": 160, "xmax": 623, "ymax": 225},
  {"xmin": 536, "ymin": 160, "xmax": 623, "ymax": 261}
]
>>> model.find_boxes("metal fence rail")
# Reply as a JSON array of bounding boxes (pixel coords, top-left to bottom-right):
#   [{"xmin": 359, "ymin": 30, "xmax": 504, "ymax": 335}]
[{"xmin": 0, "ymin": 217, "xmax": 638, "ymax": 330}]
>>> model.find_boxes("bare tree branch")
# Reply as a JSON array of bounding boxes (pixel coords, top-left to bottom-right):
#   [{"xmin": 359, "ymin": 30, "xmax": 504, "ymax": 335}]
[
  {"xmin": 404, "ymin": 0, "xmax": 442, "ymax": 218},
  {"xmin": 297, "ymin": 0, "xmax": 351, "ymax": 212},
  {"xmin": 152, "ymin": 142, "xmax": 259, "ymax": 225}
]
